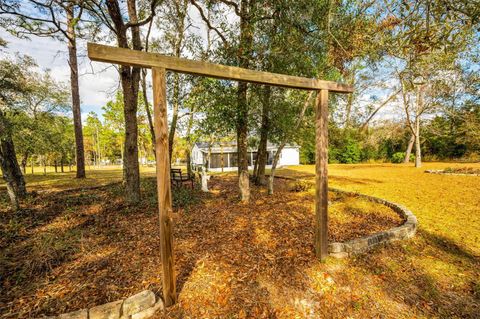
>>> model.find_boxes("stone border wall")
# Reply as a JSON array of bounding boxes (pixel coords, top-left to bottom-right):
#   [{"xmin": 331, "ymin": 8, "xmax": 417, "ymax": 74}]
[
  {"xmin": 40, "ymin": 290, "xmax": 163, "ymax": 319},
  {"xmin": 328, "ymin": 188, "xmax": 418, "ymax": 258},
  {"xmin": 425, "ymin": 169, "xmax": 480, "ymax": 176}
]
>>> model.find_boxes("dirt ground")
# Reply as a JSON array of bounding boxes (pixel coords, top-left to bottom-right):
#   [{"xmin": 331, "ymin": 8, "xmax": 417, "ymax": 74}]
[{"xmin": 1, "ymin": 175, "xmax": 402, "ymax": 318}]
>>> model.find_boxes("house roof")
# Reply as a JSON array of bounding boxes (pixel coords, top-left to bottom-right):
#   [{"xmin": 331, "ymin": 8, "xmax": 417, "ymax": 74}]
[{"xmin": 194, "ymin": 141, "xmax": 299, "ymax": 153}]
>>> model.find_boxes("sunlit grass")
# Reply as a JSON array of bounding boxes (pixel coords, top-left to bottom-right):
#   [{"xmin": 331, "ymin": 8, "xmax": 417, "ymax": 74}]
[
  {"xmin": 0, "ymin": 165, "xmax": 157, "ymax": 192},
  {"xmin": 280, "ymin": 162, "xmax": 480, "ymax": 256}
]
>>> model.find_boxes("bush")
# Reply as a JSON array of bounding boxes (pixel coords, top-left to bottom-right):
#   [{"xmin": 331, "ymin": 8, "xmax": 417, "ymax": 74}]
[
  {"xmin": 290, "ymin": 180, "xmax": 314, "ymax": 192},
  {"xmin": 391, "ymin": 152, "xmax": 414, "ymax": 163},
  {"xmin": 338, "ymin": 138, "xmax": 361, "ymax": 164}
]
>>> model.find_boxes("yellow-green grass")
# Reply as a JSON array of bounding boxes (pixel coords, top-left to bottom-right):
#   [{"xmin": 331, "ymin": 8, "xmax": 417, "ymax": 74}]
[
  {"xmin": 0, "ymin": 165, "xmax": 156, "ymax": 192},
  {"xmin": 279, "ymin": 162, "xmax": 480, "ymax": 257}
]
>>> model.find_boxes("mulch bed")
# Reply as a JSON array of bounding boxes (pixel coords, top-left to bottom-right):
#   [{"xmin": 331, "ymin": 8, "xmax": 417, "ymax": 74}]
[{"xmin": 0, "ymin": 176, "xmax": 403, "ymax": 318}]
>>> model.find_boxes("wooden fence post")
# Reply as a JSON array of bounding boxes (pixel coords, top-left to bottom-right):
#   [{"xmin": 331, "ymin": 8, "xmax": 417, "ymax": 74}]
[
  {"xmin": 315, "ymin": 89, "xmax": 329, "ymax": 261},
  {"xmin": 152, "ymin": 67, "xmax": 177, "ymax": 306}
]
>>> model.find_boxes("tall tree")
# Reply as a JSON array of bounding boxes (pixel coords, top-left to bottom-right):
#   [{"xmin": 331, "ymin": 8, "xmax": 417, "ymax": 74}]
[
  {"xmin": 86, "ymin": 0, "xmax": 160, "ymax": 202},
  {"xmin": 0, "ymin": 52, "xmax": 52, "ymax": 209},
  {"xmin": 192, "ymin": 0, "xmax": 263, "ymax": 202},
  {"xmin": 0, "ymin": 0, "xmax": 87, "ymax": 178},
  {"xmin": 379, "ymin": 0, "xmax": 473, "ymax": 167}
]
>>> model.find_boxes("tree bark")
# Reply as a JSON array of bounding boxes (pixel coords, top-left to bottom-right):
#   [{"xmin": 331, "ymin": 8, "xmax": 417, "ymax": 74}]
[
  {"xmin": 168, "ymin": 72, "xmax": 180, "ymax": 161},
  {"xmin": 404, "ymin": 134, "xmax": 414, "ymax": 163},
  {"xmin": 0, "ymin": 114, "xmax": 27, "ymax": 209},
  {"xmin": 414, "ymin": 117, "xmax": 422, "ymax": 167},
  {"xmin": 141, "ymin": 69, "xmax": 156, "ymax": 156},
  {"xmin": 21, "ymin": 152, "xmax": 28, "ymax": 174},
  {"xmin": 255, "ymin": 86, "xmax": 270, "ymax": 185},
  {"xmin": 185, "ymin": 112, "xmax": 194, "ymax": 178},
  {"xmin": 236, "ymin": 0, "xmax": 255, "ymax": 202},
  {"xmin": 106, "ymin": 0, "xmax": 142, "ymax": 203},
  {"xmin": 66, "ymin": 4, "xmax": 86, "ymax": 179},
  {"xmin": 414, "ymin": 85, "xmax": 425, "ymax": 168},
  {"xmin": 237, "ymin": 82, "xmax": 250, "ymax": 202}
]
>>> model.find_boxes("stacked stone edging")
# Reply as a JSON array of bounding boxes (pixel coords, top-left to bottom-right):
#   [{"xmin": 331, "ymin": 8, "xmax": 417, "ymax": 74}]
[
  {"xmin": 425, "ymin": 169, "xmax": 480, "ymax": 176},
  {"xmin": 328, "ymin": 188, "xmax": 418, "ymax": 258},
  {"xmin": 39, "ymin": 290, "xmax": 163, "ymax": 319}
]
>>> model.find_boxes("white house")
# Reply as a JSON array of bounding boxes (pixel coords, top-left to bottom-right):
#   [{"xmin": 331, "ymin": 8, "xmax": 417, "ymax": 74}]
[{"xmin": 191, "ymin": 141, "xmax": 300, "ymax": 172}]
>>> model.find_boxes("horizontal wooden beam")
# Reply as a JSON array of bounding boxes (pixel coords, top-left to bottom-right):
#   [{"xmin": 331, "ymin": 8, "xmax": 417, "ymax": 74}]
[{"xmin": 87, "ymin": 43, "xmax": 354, "ymax": 93}]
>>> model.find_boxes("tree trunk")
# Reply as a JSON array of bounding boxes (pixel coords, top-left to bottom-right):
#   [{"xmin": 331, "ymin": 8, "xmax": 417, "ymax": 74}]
[
  {"xmin": 168, "ymin": 73, "xmax": 181, "ymax": 162},
  {"xmin": 141, "ymin": 69, "xmax": 156, "ymax": 156},
  {"xmin": 122, "ymin": 72, "xmax": 141, "ymax": 202},
  {"xmin": 236, "ymin": 0, "xmax": 255, "ymax": 202},
  {"xmin": 54, "ymin": 160, "xmax": 58, "ymax": 173},
  {"xmin": 255, "ymin": 86, "xmax": 270, "ymax": 185},
  {"xmin": 43, "ymin": 157, "xmax": 46, "ymax": 175},
  {"xmin": 21, "ymin": 152, "xmax": 28, "ymax": 174},
  {"xmin": 31, "ymin": 158, "xmax": 34, "ymax": 175},
  {"xmin": 404, "ymin": 134, "xmax": 414, "ymax": 163},
  {"xmin": 0, "ymin": 116, "xmax": 27, "ymax": 209},
  {"xmin": 66, "ymin": 4, "xmax": 86, "ymax": 179},
  {"xmin": 61, "ymin": 157, "xmax": 64, "ymax": 172},
  {"xmin": 185, "ymin": 112, "xmax": 194, "ymax": 178},
  {"xmin": 237, "ymin": 82, "xmax": 250, "ymax": 202},
  {"xmin": 106, "ymin": 0, "xmax": 142, "ymax": 203},
  {"xmin": 414, "ymin": 118, "xmax": 422, "ymax": 167},
  {"xmin": 268, "ymin": 142, "xmax": 284, "ymax": 195}
]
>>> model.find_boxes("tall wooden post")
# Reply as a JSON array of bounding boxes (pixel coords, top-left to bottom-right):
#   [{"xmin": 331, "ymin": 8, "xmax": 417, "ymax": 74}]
[
  {"xmin": 315, "ymin": 89, "xmax": 329, "ymax": 261},
  {"xmin": 152, "ymin": 67, "xmax": 177, "ymax": 306}
]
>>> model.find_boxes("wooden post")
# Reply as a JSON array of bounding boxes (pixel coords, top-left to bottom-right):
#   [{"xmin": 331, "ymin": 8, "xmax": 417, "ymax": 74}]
[
  {"xmin": 152, "ymin": 67, "xmax": 177, "ymax": 306},
  {"xmin": 315, "ymin": 89, "xmax": 329, "ymax": 261}
]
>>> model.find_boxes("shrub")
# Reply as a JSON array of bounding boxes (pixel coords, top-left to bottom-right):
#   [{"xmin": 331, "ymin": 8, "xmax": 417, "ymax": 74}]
[
  {"xmin": 290, "ymin": 180, "xmax": 314, "ymax": 192},
  {"xmin": 391, "ymin": 152, "xmax": 414, "ymax": 163},
  {"xmin": 338, "ymin": 138, "xmax": 361, "ymax": 164}
]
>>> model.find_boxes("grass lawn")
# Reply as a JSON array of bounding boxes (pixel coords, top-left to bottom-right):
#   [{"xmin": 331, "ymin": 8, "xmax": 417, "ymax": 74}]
[
  {"xmin": 1, "ymin": 162, "xmax": 479, "ymax": 318},
  {"xmin": 280, "ymin": 162, "xmax": 480, "ymax": 257}
]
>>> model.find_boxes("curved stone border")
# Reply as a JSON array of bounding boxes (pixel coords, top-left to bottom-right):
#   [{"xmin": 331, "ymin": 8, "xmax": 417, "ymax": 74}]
[
  {"xmin": 38, "ymin": 290, "xmax": 163, "ymax": 319},
  {"xmin": 328, "ymin": 188, "xmax": 418, "ymax": 258},
  {"xmin": 425, "ymin": 169, "xmax": 480, "ymax": 176}
]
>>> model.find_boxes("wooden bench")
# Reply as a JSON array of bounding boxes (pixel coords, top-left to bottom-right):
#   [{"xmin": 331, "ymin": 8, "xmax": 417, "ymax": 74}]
[{"xmin": 170, "ymin": 168, "xmax": 195, "ymax": 188}]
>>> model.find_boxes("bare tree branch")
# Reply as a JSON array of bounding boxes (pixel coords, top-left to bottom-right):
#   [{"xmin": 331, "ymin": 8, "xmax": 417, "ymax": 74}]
[
  {"xmin": 360, "ymin": 88, "xmax": 401, "ymax": 131},
  {"xmin": 190, "ymin": 0, "xmax": 228, "ymax": 45}
]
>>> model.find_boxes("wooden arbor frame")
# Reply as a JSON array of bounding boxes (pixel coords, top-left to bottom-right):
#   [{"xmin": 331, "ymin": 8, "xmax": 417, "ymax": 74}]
[{"xmin": 87, "ymin": 43, "xmax": 353, "ymax": 307}]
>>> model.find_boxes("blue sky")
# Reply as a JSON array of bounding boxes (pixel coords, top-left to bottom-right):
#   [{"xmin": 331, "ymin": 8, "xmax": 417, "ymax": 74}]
[{"xmin": 2, "ymin": 32, "xmax": 121, "ymax": 119}]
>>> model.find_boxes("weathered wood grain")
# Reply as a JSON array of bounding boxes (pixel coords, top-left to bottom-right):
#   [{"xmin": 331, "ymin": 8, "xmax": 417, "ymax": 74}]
[
  {"xmin": 88, "ymin": 43, "xmax": 353, "ymax": 93},
  {"xmin": 315, "ymin": 89, "xmax": 329, "ymax": 261},
  {"xmin": 152, "ymin": 67, "xmax": 177, "ymax": 306}
]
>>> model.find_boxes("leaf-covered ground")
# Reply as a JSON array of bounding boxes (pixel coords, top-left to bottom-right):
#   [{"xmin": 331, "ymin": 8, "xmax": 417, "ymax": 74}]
[{"xmin": 1, "ymin": 162, "xmax": 479, "ymax": 318}]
